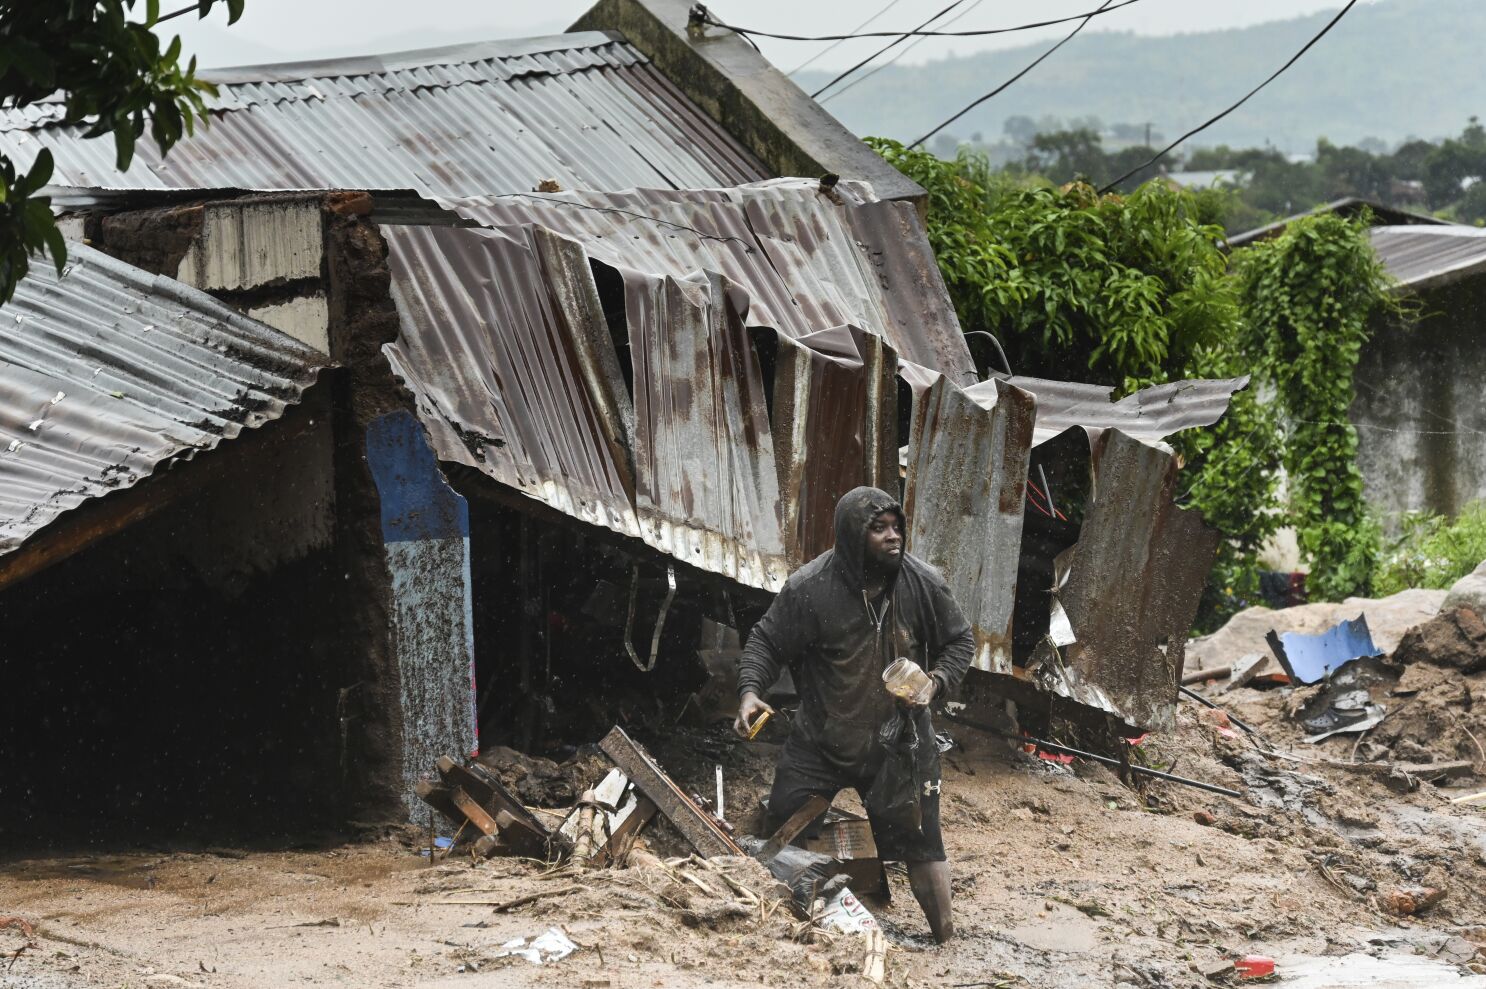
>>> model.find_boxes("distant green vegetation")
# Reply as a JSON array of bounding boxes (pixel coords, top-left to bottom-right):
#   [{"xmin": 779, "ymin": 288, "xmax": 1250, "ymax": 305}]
[{"xmin": 992, "ymin": 118, "xmax": 1486, "ymax": 234}]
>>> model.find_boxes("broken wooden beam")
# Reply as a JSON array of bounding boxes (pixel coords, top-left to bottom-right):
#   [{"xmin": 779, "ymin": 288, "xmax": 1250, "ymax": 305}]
[
  {"xmin": 415, "ymin": 780, "xmax": 463, "ymax": 826},
  {"xmin": 436, "ymin": 756, "xmax": 550, "ymax": 838},
  {"xmin": 1180, "ymin": 665, "xmax": 1232, "ymax": 686},
  {"xmin": 449, "ymin": 786, "xmax": 499, "ymax": 836},
  {"xmin": 495, "ymin": 810, "xmax": 551, "ymax": 859},
  {"xmin": 557, "ymin": 769, "xmax": 658, "ymax": 867},
  {"xmin": 758, "ymin": 795, "xmax": 830, "ymax": 862},
  {"xmin": 599, "ymin": 725, "xmax": 744, "ymax": 858}
]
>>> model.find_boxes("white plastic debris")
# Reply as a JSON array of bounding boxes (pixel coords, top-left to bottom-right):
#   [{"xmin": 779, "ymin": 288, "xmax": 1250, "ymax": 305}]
[
  {"xmin": 817, "ymin": 887, "xmax": 877, "ymax": 934},
  {"xmin": 492, "ymin": 927, "xmax": 577, "ymax": 965}
]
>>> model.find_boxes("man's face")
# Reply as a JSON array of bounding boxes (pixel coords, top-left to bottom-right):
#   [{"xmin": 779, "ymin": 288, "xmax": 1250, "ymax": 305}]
[{"xmin": 864, "ymin": 510, "xmax": 904, "ymax": 571}]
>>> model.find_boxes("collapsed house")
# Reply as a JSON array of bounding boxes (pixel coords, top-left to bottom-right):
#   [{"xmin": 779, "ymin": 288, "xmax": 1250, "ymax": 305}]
[{"xmin": 0, "ymin": 0, "xmax": 1244, "ymax": 838}]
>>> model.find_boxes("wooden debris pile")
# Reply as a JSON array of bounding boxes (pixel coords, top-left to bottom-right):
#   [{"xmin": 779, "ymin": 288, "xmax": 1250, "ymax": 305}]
[{"xmin": 417, "ymin": 725, "xmax": 894, "ymax": 982}]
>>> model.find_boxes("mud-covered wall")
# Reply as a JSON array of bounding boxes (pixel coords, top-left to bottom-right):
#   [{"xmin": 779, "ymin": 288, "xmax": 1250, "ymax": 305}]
[
  {"xmin": 366, "ymin": 410, "xmax": 478, "ymax": 816},
  {"xmin": 1353, "ymin": 277, "xmax": 1486, "ymax": 525}
]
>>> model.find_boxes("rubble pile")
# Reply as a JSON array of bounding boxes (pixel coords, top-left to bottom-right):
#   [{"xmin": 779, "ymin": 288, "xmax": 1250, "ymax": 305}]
[{"xmin": 415, "ymin": 726, "xmax": 899, "ymax": 982}]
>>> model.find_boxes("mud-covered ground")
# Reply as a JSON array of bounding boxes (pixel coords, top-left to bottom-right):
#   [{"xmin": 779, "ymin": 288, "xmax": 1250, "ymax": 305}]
[{"xmin": 4, "ymin": 691, "xmax": 1486, "ymax": 989}]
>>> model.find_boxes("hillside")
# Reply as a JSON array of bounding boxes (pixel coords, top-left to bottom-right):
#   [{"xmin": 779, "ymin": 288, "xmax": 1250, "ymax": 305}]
[{"xmin": 797, "ymin": 0, "xmax": 1486, "ymax": 152}]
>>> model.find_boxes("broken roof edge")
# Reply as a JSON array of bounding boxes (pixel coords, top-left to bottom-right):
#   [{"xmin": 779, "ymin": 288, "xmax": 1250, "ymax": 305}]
[
  {"xmin": 0, "ymin": 243, "xmax": 333, "ymax": 580},
  {"xmin": 568, "ymin": 0, "xmax": 924, "ymax": 204},
  {"xmin": 964, "ymin": 373, "xmax": 1250, "ymax": 450}
]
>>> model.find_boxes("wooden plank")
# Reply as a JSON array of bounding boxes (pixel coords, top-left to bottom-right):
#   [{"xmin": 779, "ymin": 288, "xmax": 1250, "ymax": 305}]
[
  {"xmin": 436, "ymin": 756, "xmax": 549, "ymax": 837},
  {"xmin": 558, "ymin": 770, "xmax": 656, "ymax": 867},
  {"xmin": 494, "ymin": 810, "xmax": 551, "ymax": 859},
  {"xmin": 599, "ymin": 725, "xmax": 744, "ymax": 858},
  {"xmin": 449, "ymin": 786, "xmax": 498, "ymax": 836},
  {"xmin": 415, "ymin": 780, "xmax": 463, "ymax": 826},
  {"xmin": 1180, "ymin": 664, "xmax": 1231, "ymax": 686},
  {"xmin": 758, "ymin": 795, "xmax": 830, "ymax": 861}
]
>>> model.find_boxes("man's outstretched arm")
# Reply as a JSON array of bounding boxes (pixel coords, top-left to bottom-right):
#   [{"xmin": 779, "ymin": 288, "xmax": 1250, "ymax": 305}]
[{"xmin": 734, "ymin": 586, "xmax": 803, "ymax": 736}]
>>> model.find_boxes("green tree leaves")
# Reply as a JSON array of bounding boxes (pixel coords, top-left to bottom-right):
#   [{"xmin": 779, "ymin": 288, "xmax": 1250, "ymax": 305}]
[
  {"xmin": 872, "ymin": 139, "xmax": 1393, "ymax": 623},
  {"xmin": 0, "ymin": 0, "xmax": 241, "ymax": 301},
  {"xmin": 1235, "ymin": 211, "xmax": 1393, "ymax": 601}
]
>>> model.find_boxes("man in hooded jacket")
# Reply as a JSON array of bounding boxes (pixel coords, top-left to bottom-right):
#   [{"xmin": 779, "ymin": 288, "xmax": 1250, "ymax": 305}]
[{"xmin": 735, "ymin": 486, "xmax": 975, "ymax": 943}]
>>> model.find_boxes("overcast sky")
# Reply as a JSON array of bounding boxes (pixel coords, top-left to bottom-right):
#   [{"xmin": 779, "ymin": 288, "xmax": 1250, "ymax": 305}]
[{"xmin": 171, "ymin": 0, "xmax": 1377, "ymax": 73}]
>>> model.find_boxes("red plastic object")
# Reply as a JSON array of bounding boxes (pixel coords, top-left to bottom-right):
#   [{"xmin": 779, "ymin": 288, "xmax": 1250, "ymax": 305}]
[{"xmin": 1234, "ymin": 956, "xmax": 1276, "ymax": 979}]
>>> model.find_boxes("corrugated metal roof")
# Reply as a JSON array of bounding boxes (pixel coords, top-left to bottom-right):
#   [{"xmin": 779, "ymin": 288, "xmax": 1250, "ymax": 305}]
[
  {"xmin": 901, "ymin": 368, "xmax": 1035, "ymax": 677},
  {"xmin": 442, "ymin": 179, "xmax": 976, "ymax": 381},
  {"xmin": 1368, "ymin": 224, "xmax": 1486, "ymax": 291},
  {"xmin": 381, "ymin": 216, "xmax": 902, "ymax": 592},
  {"xmin": 0, "ymin": 33, "xmax": 767, "ymax": 197},
  {"xmin": 0, "ymin": 244, "xmax": 327, "ymax": 557},
  {"xmin": 1044, "ymin": 429, "xmax": 1219, "ymax": 733},
  {"xmin": 964, "ymin": 374, "xmax": 1249, "ymax": 449}
]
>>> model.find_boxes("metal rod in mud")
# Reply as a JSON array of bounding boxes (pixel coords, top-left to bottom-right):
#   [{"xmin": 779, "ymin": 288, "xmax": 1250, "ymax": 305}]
[
  {"xmin": 942, "ymin": 715, "xmax": 1244, "ymax": 799},
  {"xmin": 1177, "ymin": 684, "xmax": 1260, "ymax": 737}
]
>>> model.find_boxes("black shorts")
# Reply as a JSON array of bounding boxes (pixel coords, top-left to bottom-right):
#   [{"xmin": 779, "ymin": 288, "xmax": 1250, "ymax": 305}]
[{"xmin": 764, "ymin": 731, "xmax": 946, "ymax": 863}]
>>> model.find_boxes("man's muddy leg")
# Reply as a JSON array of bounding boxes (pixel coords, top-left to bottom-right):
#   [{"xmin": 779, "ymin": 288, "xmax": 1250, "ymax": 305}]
[{"xmin": 907, "ymin": 859, "xmax": 954, "ymax": 943}]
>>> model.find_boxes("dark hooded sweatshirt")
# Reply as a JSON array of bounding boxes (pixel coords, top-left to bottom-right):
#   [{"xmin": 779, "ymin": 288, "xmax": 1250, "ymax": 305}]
[{"xmin": 737, "ymin": 486, "xmax": 976, "ymax": 774}]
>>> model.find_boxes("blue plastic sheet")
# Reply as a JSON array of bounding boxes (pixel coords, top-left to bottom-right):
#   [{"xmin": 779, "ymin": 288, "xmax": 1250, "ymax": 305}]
[{"xmin": 1266, "ymin": 614, "xmax": 1382, "ymax": 685}]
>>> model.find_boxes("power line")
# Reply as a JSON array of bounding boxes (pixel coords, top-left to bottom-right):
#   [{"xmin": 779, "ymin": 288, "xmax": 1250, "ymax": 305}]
[
  {"xmin": 697, "ymin": 0, "xmax": 1143, "ymax": 43},
  {"xmin": 821, "ymin": 0, "xmax": 990, "ymax": 104},
  {"xmin": 908, "ymin": 0, "xmax": 1121, "ymax": 149},
  {"xmin": 1099, "ymin": 0, "xmax": 1360, "ymax": 193},
  {"xmin": 810, "ymin": 1, "xmax": 969, "ymax": 100},
  {"xmin": 158, "ymin": 2, "xmax": 202, "ymax": 22},
  {"xmin": 787, "ymin": 0, "xmax": 910, "ymax": 76}
]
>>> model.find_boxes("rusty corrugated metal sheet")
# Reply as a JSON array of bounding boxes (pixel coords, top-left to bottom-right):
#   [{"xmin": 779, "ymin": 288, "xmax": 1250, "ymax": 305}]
[
  {"xmin": 0, "ymin": 34, "xmax": 767, "ymax": 197},
  {"xmin": 1041, "ymin": 429, "xmax": 1220, "ymax": 732},
  {"xmin": 965, "ymin": 374, "xmax": 1249, "ymax": 449},
  {"xmin": 901, "ymin": 366, "xmax": 1035, "ymax": 677},
  {"xmin": 381, "ymin": 212, "xmax": 906, "ymax": 591},
  {"xmin": 443, "ymin": 180, "xmax": 975, "ymax": 383},
  {"xmin": 0, "ymin": 244, "xmax": 327, "ymax": 557}
]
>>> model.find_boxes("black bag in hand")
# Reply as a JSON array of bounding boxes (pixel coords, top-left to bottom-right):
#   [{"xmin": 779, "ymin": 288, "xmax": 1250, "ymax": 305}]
[{"xmin": 863, "ymin": 709, "xmax": 923, "ymax": 836}]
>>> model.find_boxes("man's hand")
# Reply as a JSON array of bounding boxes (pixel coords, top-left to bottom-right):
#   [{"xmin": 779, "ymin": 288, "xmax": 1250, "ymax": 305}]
[
  {"xmin": 902, "ymin": 678, "xmax": 939, "ymax": 709},
  {"xmin": 735, "ymin": 691, "xmax": 775, "ymax": 738}
]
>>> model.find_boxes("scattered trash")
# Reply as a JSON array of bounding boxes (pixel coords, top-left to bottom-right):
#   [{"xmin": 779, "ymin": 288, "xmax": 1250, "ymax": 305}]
[
  {"xmin": 815, "ymin": 887, "xmax": 877, "ymax": 934},
  {"xmin": 492, "ymin": 927, "xmax": 577, "ymax": 965},
  {"xmin": 1294, "ymin": 656, "xmax": 1393, "ymax": 743},
  {"xmin": 1267, "ymin": 614, "xmax": 1382, "ymax": 685},
  {"xmin": 1233, "ymin": 955, "xmax": 1276, "ymax": 979}
]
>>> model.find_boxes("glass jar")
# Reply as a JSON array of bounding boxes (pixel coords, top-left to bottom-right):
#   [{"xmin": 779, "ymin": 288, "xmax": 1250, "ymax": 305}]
[{"xmin": 882, "ymin": 657, "xmax": 934, "ymax": 706}]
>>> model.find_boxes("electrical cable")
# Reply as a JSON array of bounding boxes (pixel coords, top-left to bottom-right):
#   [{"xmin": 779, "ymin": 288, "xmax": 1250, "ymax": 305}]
[
  {"xmin": 907, "ymin": 0, "xmax": 1119, "ymax": 149},
  {"xmin": 1099, "ymin": 0, "xmax": 1361, "ymax": 192},
  {"xmin": 158, "ymin": 2, "xmax": 202, "ymax": 22},
  {"xmin": 810, "ymin": 0, "xmax": 969, "ymax": 100},
  {"xmin": 787, "ymin": 0, "xmax": 909, "ymax": 76},
  {"xmin": 821, "ymin": 0, "xmax": 990, "ymax": 104},
  {"xmin": 699, "ymin": 0, "xmax": 1142, "ymax": 43}
]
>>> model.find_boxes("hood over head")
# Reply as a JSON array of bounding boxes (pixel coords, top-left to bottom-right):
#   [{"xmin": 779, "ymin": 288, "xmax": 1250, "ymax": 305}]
[{"xmin": 833, "ymin": 485, "xmax": 905, "ymax": 592}]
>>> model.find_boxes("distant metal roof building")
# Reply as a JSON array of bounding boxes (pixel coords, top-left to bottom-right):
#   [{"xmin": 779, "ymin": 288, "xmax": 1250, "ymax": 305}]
[
  {"xmin": 1225, "ymin": 197, "xmax": 1449, "ymax": 249},
  {"xmin": 0, "ymin": 244, "xmax": 326, "ymax": 559},
  {"xmin": 1368, "ymin": 223, "xmax": 1486, "ymax": 291},
  {"xmin": 0, "ymin": 34, "xmax": 767, "ymax": 196}
]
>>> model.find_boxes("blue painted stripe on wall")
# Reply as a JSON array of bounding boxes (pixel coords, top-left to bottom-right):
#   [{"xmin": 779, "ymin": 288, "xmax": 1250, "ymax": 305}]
[{"xmin": 366, "ymin": 410, "xmax": 471, "ymax": 543}]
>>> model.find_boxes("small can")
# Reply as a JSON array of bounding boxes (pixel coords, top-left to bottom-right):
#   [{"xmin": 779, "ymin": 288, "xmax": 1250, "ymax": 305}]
[{"xmin": 745, "ymin": 708, "xmax": 773, "ymax": 740}]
